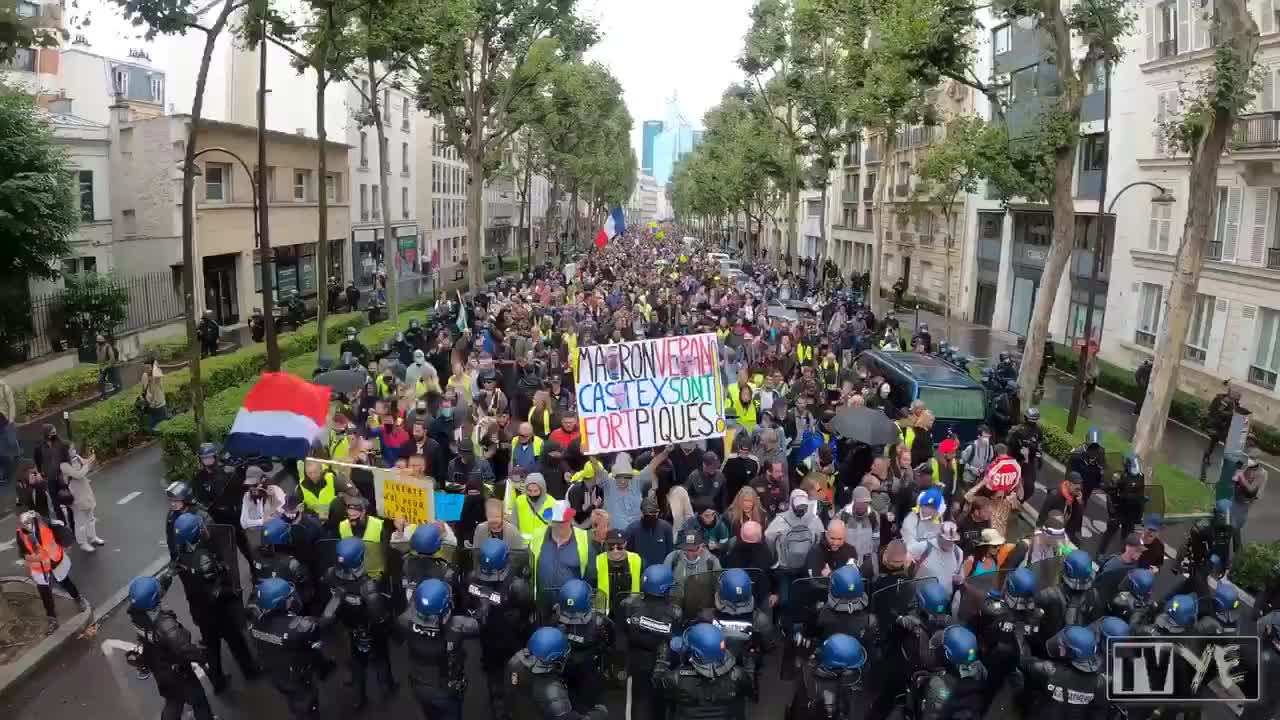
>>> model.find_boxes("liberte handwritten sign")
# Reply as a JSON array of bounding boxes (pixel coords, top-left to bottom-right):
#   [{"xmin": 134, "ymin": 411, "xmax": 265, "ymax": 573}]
[{"xmin": 575, "ymin": 333, "xmax": 726, "ymax": 454}]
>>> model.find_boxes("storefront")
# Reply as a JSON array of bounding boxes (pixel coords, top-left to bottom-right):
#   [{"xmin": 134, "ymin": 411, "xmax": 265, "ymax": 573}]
[
  {"xmin": 254, "ymin": 243, "xmax": 321, "ymax": 303},
  {"xmin": 352, "ymin": 223, "xmax": 419, "ymax": 286}
]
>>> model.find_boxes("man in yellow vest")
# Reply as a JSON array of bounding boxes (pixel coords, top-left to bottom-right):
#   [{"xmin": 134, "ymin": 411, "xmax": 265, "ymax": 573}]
[
  {"xmin": 595, "ymin": 528, "xmax": 641, "ymax": 613},
  {"xmin": 528, "ymin": 500, "xmax": 593, "ymax": 614},
  {"xmin": 298, "ymin": 459, "xmax": 338, "ymax": 520},
  {"xmin": 886, "ymin": 414, "xmax": 916, "ymax": 458},
  {"xmin": 508, "ymin": 472, "xmax": 556, "ymax": 544},
  {"xmin": 337, "ymin": 497, "xmax": 389, "ymax": 578},
  {"xmin": 930, "ymin": 437, "xmax": 961, "ymax": 500},
  {"xmin": 726, "ymin": 380, "xmax": 759, "ymax": 433}
]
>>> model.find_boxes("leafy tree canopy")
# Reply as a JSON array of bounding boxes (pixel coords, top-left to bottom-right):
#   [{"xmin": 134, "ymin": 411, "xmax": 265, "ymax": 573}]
[{"xmin": 0, "ymin": 92, "xmax": 78, "ymax": 282}]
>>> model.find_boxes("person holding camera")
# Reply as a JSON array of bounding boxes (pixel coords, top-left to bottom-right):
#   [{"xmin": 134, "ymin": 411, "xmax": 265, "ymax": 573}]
[{"xmin": 1232, "ymin": 449, "xmax": 1267, "ymax": 552}]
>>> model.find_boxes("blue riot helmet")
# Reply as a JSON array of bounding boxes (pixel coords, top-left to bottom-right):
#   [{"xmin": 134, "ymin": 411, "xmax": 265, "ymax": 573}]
[
  {"xmin": 1004, "ymin": 567, "xmax": 1038, "ymax": 610},
  {"xmin": 165, "ymin": 481, "xmax": 194, "ymax": 505},
  {"xmin": 254, "ymin": 577, "xmax": 297, "ymax": 613},
  {"xmin": 1024, "ymin": 407, "xmax": 1041, "ymax": 423},
  {"xmin": 942, "ymin": 625, "xmax": 980, "ymax": 675},
  {"xmin": 477, "ymin": 538, "xmax": 510, "ymax": 580},
  {"xmin": 412, "ymin": 579, "xmax": 453, "ymax": 627},
  {"xmin": 172, "ymin": 512, "xmax": 204, "ymax": 546},
  {"xmin": 917, "ymin": 581, "xmax": 951, "ymax": 617},
  {"xmin": 1085, "ymin": 427, "xmax": 1102, "ymax": 449},
  {"xmin": 262, "ymin": 518, "xmax": 291, "ymax": 547},
  {"xmin": 197, "ymin": 442, "xmax": 219, "ymax": 465},
  {"xmin": 818, "ymin": 634, "xmax": 867, "ymax": 674},
  {"xmin": 410, "ymin": 524, "xmax": 443, "ymax": 556},
  {"xmin": 335, "ymin": 537, "xmax": 366, "ymax": 579},
  {"xmin": 1213, "ymin": 581, "xmax": 1242, "ymax": 625},
  {"xmin": 558, "ymin": 579, "xmax": 593, "ymax": 624},
  {"xmin": 642, "ymin": 564, "xmax": 676, "ymax": 597},
  {"xmin": 128, "ymin": 576, "xmax": 163, "ymax": 611},
  {"xmin": 528, "ymin": 627, "xmax": 570, "ymax": 673},
  {"xmin": 1121, "ymin": 568, "xmax": 1155, "ymax": 601},
  {"xmin": 716, "ymin": 568, "xmax": 755, "ymax": 615},
  {"xmin": 1058, "ymin": 625, "xmax": 1101, "ymax": 673},
  {"xmin": 1063, "ymin": 550, "xmax": 1095, "ymax": 591},
  {"xmin": 1005, "ymin": 380, "xmax": 1020, "ymax": 394},
  {"xmin": 1157, "ymin": 594, "xmax": 1199, "ymax": 633},
  {"xmin": 1097, "ymin": 616, "xmax": 1131, "ymax": 642},
  {"xmin": 829, "ymin": 565, "xmax": 868, "ymax": 612},
  {"xmin": 1123, "ymin": 453, "xmax": 1143, "ymax": 478},
  {"xmin": 685, "ymin": 623, "xmax": 727, "ymax": 668}
]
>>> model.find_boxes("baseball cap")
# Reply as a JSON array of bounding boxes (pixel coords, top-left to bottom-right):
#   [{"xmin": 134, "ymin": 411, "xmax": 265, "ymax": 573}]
[
  {"xmin": 940, "ymin": 521, "xmax": 960, "ymax": 541},
  {"xmin": 702, "ymin": 451, "xmax": 719, "ymax": 465},
  {"xmin": 541, "ymin": 500, "xmax": 575, "ymax": 523},
  {"xmin": 790, "ymin": 488, "xmax": 810, "ymax": 509},
  {"xmin": 605, "ymin": 529, "xmax": 625, "ymax": 545},
  {"xmin": 852, "ymin": 486, "xmax": 872, "ymax": 502},
  {"xmin": 979, "ymin": 528, "xmax": 1006, "ymax": 546},
  {"xmin": 1144, "ymin": 514, "xmax": 1163, "ymax": 530},
  {"xmin": 1124, "ymin": 532, "xmax": 1145, "ymax": 548},
  {"xmin": 678, "ymin": 529, "xmax": 702, "ymax": 548},
  {"xmin": 1042, "ymin": 511, "xmax": 1066, "ymax": 536},
  {"xmin": 938, "ymin": 438, "xmax": 959, "ymax": 454}
]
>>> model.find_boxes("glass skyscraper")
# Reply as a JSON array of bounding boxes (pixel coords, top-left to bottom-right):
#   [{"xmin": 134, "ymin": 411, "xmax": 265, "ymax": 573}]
[
  {"xmin": 641, "ymin": 121, "xmax": 663, "ymax": 176},
  {"xmin": 644, "ymin": 95, "xmax": 703, "ymax": 185}
]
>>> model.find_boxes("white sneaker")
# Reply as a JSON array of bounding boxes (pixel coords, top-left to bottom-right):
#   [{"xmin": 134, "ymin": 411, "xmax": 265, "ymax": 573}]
[
  {"xmin": 79, "ymin": 543, "xmax": 96, "ymax": 553},
  {"xmin": 91, "ymin": 538, "xmax": 106, "ymax": 546}
]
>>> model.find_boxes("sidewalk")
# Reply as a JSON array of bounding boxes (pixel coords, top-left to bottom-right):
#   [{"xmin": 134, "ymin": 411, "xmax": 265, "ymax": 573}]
[{"xmin": 912, "ymin": 308, "xmax": 1280, "ymax": 542}]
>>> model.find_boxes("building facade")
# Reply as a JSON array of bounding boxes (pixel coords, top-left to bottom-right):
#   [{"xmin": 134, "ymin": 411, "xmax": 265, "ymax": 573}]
[{"xmin": 641, "ymin": 120, "xmax": 663, "ymax": 176}]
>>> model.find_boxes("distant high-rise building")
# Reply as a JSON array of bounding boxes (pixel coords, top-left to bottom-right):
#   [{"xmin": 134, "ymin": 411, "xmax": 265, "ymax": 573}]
[
  {"xmin": 641, "ymin": 121, "xmax": 663, "ymax": 176},
  {"xmin": 691, "ymin": 130, "xmax": 703, "ymax": 148}
]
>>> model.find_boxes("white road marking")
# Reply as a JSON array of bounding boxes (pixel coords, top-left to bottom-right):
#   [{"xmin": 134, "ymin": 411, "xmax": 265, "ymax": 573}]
[
  {"xmin": 0, "ymin": 539, "xmax": 15, "ymax": 552},
  {"xmin": 116, "ymin": 491, "xmax": 143, "ymax": 505}
]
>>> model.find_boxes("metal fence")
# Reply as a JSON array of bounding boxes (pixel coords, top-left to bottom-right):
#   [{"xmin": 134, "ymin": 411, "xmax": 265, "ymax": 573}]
[{"xmin": 21, "ymin": 271, "xmax": 184, "ymax": 362}]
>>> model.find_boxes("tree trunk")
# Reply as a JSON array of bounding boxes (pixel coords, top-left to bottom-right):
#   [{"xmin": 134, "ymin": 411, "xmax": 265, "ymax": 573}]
[
  {"xmin": 869, "ymin": 130, "xmax": 896, "ymax": 314},
  {"xmin": 315, "ymin": 70, "xmax": 329, "ymax": 365},
  {"xmin": 367, "ymin": 56, "xmax": 397, "ymax": 321},
  {"xmin": 570, "ymin": 185, "xmax": 581, "ymax": 253},
  {"xmin": 465, "ymin": 150, "xmax": 485, "ymax": 288},
  {"xmin": 182, "ymin": 0, "xmax": 238, "ymax": 442},
  {"xmin": 786, "ymin": 144, "xmax": 798, "ymax": 270},
  {"xmin": 1135, "ymin": 0, "xmax": 1259, "ymax": 462}
]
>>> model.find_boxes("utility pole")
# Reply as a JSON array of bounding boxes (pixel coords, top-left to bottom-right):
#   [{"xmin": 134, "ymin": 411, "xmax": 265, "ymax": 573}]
[{"xmin": 256, "ymin": 0, "xmax": 279, "ymax": 370}]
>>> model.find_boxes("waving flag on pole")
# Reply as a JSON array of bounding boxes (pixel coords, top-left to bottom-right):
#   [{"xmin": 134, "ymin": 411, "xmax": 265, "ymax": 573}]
[
  {"xmin": 594, "ymin": 207, "xmax": 626, "ymax": 248},
  {"xmin": 225, "ymin": 373, "xmax": 331, "ymax": 459}
]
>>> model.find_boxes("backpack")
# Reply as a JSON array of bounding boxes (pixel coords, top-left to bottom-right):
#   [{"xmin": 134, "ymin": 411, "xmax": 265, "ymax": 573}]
[{"xmin": 778, "ymin": 519, "xmax": 817, "ymax": 569}]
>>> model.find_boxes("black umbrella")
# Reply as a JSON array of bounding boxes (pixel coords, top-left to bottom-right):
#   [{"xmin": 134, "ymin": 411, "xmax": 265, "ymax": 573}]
[
  {"xmin": 831, "ymin": 407, "xmax": 900, "ymax": 445},
  {"xmin": 312, "ymin": 369, "xmax": 367, "ymax": 395}
]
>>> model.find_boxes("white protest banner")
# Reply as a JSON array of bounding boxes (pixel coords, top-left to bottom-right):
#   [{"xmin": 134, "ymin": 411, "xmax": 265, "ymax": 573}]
[{"xmin": 574, "ymin": 333, "xmax": 726, "ymax": 454}]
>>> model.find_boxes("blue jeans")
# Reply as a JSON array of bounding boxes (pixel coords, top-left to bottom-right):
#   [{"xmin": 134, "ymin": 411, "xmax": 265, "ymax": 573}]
[
  {"xmin": 146, "ymin": 406, "xmax": 169, "ymax": 430},
  {"xmin": 99, "ymin": 366, "xmax": 121, "ymax": 396}
]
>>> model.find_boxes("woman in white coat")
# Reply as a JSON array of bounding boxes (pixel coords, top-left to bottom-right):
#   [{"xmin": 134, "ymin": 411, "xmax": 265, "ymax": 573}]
[{"xmin": 59, "ymin": 446, "xmax": 105, "ymax": 552}]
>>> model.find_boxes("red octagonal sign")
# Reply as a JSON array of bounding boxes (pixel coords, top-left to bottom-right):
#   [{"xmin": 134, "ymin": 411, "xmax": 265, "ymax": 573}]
[{"xmin": 984, "ymin": 458, "xmax": 1022, "ymax": 494}]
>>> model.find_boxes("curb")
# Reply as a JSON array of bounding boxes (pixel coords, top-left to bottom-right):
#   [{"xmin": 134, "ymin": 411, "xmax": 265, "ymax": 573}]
[
  {"xmin": 92, "ymin": 554, "xmax": 170, "ymax": 625},
  {"xmin": 0, "ymin": 576, "xmax": 93, "ymax": 699}
]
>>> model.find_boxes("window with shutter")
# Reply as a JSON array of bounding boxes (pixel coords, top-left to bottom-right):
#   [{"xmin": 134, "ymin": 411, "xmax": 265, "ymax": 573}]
[
  {"xmin": 1177, "ymin": 0, "xmax": 1190, "ymax": 52},
  {"xmin": 1149, "ymin": 198, "xmax": 1173, "ymax": 251},
  {"xmin": 1146, "ymin": 5, "xmax": 1157, "ymax": 59},
  {"xmin": 1224, "ymin": 186, "xmax": 1244, "ymax": 260},
  {"xmin": 1250, "ymin": 188, "xmax": 1272, "ymax": 264}
]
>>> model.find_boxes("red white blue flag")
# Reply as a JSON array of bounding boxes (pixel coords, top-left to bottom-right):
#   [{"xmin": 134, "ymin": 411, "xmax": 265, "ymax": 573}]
[
  {"xmin": 594, "ymin": 207, "xmax": 626, "ymax": 248},
  {"xmin": 225, "ymin": 372, "xmax": 330, "ymax": 459}
]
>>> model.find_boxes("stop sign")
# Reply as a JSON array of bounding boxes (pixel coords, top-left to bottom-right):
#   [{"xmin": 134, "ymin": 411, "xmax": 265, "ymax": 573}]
[{"xmin": 984, "ymin": 458, "xmax": 1022, "ymax": 494}]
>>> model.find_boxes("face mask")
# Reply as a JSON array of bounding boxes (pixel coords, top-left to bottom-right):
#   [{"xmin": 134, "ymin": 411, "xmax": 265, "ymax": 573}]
[
  {"xmin": 792, "ymin": 506, "xmax": 807, "ymax": 518},
  {"xmin": 441, "ymin": 407, "xmax": 453, "ymax": 419},
  {"xmin": 641, "ymin": 514, "xmax": 658, "ymax": 529}
]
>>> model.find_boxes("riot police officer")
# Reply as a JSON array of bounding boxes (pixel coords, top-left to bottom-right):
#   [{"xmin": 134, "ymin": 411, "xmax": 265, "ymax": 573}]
[
  {"xmin": 169, "ymin": 512, "xmax": 260, "ymax": 692},
  {"xmin": 977, "ymin": 566, "xmax": 1042, "ymax": 710},
  {"xmin": 1198, "ymin": 580, "xmax": 1242, "ymax": 635},
  {"xmin": 1171, "ymin": 500, "xmax": 1234, "ymax": 601},
  {"xmin": 126, "ymin": 575, "xmax": 214, "ymax": 720},
  {"xmin": 655, "ymin": 623, "xmax": 756, "ymax": 720},
  {"xmin": 989, "ymin": 380, "xmax": 1021, "ymax": 443},
  {"xmin": 197, "ymin": 309, "xmax": 220, "ymax": 357},
  {"xmin": 1097, "ymin": 453, "xmax": 1147, "ymax": 556},
  {"xmin": 618, "ymin": 564, "xmax": 685, "ymax": 720},
  {"xmin": 323, "ymin": 537, "xmax": 397, "ymax": 710},
  {"xmin": 910, "ymin": 625, "xmax": 988, "ymax": 720},
  {"xmin": 345, "ymin": 281, "xmax": 361, "ymax": 311},
  {"xmin": 994, "ymin": 352, "xmax": 1018, "ymax": 386},
  {"xmin": 253, "ymin": 518, "xmax": 314, "ymax": 609},
  {"xmin": 192, "ymin": 445, "xmax": 247, "ymax": 563},
  {"xmin": 799, "ymin": 565, "xmax": 880, "ymax": 666},
  {"xmin": 340, "ymin": 327, "xmax": 370, "ymax": 367},
  {"xmin": 402, "ymin": 523, "xmax": 457, "ymax": 602},
  {"xmin": 898, "ymin": 581, "xmax": 955, "ymax": 674},
  {"xmin": 696, "ymin": 568, "xmax": 774, "ymax": 688},
  {"xmin": 249, "ymin": 577, "xmax": 338, "ymax": 720},
  {"xmin": 555, "ymin": 578, "xmax": 614, "ymax": 711},
  {"xmin": 1245, "ymin": 612, "xmax": 1280, "ymax": 720},
  {"xmin": 507, "ymin": 626, "xmax": 608, "ymax": 720},
  {"xmin": 393, "ymin": 331, "xmax": 415, "ymax": 367},
  {"xmin": 1105, "ymin": 568, "xmax": 1158, "ymax": 626},
  {"xmin": 1066, "ymin": 427, "xmax": 1105, "ymax": 508},
  {"xmin": 786, "ymin": 634, "xmax": 872, "ymax": 720},
  {"xmin": 405, "ymin": 318, "xmax": 427, "ymax": 351},
  {"xmin": 1006, "ymin": 407, "xmax": 1044, "ymax": 503},
  {"xmin": 393, "ymin": 579, "xmax": 478, "ymax": 720},
  {"xmin": 1036, "ymin": 549, "xmax": 1103, "ymax": 645},
  {"xmin": 164, "ymin": 482, "xmax": 211, "ymax": 561},
  {"xmin": 464, "ymin": 539, "xmax": 534, "ymax": 720},
  {"xmin": 1017, "ymin": 625, "xmax": 1109, "ymax": 719}
]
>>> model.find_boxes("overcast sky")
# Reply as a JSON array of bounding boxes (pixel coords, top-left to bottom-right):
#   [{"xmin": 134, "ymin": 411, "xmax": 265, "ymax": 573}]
[{"xmin": 80, "ymin": 0, "xmax": 754, "ymax": 169}]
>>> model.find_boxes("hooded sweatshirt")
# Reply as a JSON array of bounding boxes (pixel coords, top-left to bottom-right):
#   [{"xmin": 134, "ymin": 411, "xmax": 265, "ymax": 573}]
[
  {"xmin": 405, "ymin": 350, "xmax": 430, "ymax": 388},
  {"xmin": 513, "ymin": 474, "xmax": 553, "ymax": 538},
  {"xmin": 662, "ymin": 546, "xmax": 722, "ymax": 587}
]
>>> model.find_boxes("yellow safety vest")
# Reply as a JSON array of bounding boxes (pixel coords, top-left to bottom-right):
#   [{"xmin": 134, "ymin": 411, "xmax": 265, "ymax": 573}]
[
  {"xmin": 339, "ymin": 514, "xmax": 384, "ymax": 541},
  {"xmin": 885, "ymin": 427, "xmax": 916, "ymax": 456},
  {"xmin": 529, "ymin": 408, "xmax": 552, "ymax": 437},
  {"xmin": 820, "ymin": 361, "xmax": 841, "ymax": 390},
  {"xmin": 564, "ymin": 333, "xmax": 579, "ymax": 377},
  {"xmin": 727, "ymin": 383, "xmax": 758, "ymax": 432},
  {"xmin": 510, "ymin": 436, "xmax": 544, "ymax": 471},
  {"xmin": 930, "ymin": 458, "xmax": 958, "ymax": 486},
  {"xmin": 796, "ymin": 343, "xmax": 814, "ymax": 364},
  {"xmin": 513, "ymin": 492, "xmax": 557, "ymax": 543},
  {"xmin": 595, "ymin": 551, "xmax": 641, "ymax": 612},
  {"xmin": 376, "ymin": 375, "xmax": 395, "ymax": 398},
  {"xmin": 716, "ymin": 328, "xmax": 730, "ymax": 343},
  {"xmin": 299, "ymin": 471, "xmax": 337, "ymax": 518},
  {"xmin": 529, "ymin": 525, "xmax": 590, "ymax": 594},
  {"xmin": 328, "ymin": 434, "xmax": 350, "ymax": 462}
]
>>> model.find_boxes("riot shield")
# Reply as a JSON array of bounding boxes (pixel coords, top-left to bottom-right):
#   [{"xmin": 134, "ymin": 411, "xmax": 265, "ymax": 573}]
[
  {"xmin": 957, "ymin": 570, "xmax": 1004, "ymax": 625},
  {"xmin": 245, "ymin": 526, "xmax": 263, "ymax": 557},
  {"xmin": 784, "ymin": 576, "xmax": 831, "ymax": 635},
  {"xmin": 679, "ymin": 568, "xmax": 768, "ymax": 618},
  {"xmin": 206, "ymin": 523, "xmax": 243, "ymax": 595},
  {"xmin": 1030, "ymin": 554, "xmax": 1065, "ymax": 592}
]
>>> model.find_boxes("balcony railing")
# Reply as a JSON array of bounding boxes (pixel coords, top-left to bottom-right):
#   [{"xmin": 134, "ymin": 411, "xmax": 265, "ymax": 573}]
[
  {"xmin": 898, "ymin": 232, "xmax": 914, "ymax": 244},
  {"xmin": 883, "ymin": 231, "xmax": 893, "ymax": 244},
  {"xmin": 1235, "ymin": 112, "xmax": 1280, "ymax": 150},
  {"xmin": 895, "ymin": 126, "xmax": 937, "ymax": 150},
  {"xmin": 1135, "ymin": 330, "xmax": 1157, "ymax": 348},
  {"xmin": 865, "ymin": 145, "xmax": 881, "ymax": 165},
  {"xmin": 1157, "ymin": 37, "xmax": 1177, "ymax": 59},
  {"xmin": 844, "ymin": 147, "xmax": 860, "ymax": 167},
  {"xmin": 1207, "ymin": 240, "xmax": 1223, "ymax": 260},
  {"xmin": 918, "ymin": 233, "xmax": 934, "ymax": 247},
  {"xmin": 1269, "ymin": 247, "xmax": 1280, "ymax": 270},
  {"xmin": 895, "ymin": 183, "xmax": 910, "ymax": 197},
  {"xmin": 1184, "ymin": 345, "xmax": 1207, "ymax": 365},
  {"xmin": 842, "ymin": 190, "xmax": 859, "ymax": 203},
  {"xmin": 1250, "ymin": 364, "xmax": 1278, "ymax": 391}
]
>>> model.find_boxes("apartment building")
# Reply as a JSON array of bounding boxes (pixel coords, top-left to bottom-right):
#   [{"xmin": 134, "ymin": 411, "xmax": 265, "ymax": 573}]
[
  {"xmin": 0, "ymin": 0, "xmax": 62, "ymax": 97},
  {"xmin": 1098, "ymin": 0, "xmax": 1280, "ymax": 425},
  {"xmin": 106, "ymin": 108, "xmax": 350, "ymax": 325},
  {"xmin": 416, "ymin": 116, "xmax": 469, "ymax": 278}
]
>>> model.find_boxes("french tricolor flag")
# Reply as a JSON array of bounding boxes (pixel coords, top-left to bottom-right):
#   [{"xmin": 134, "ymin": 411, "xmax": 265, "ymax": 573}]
[
  {"xmin": 225, "ymin": 373, "xmax": 331, "ymax": 459},
  {"xmin": 594, "ymin": 207, "xmax": 626, "ymax": 248}
]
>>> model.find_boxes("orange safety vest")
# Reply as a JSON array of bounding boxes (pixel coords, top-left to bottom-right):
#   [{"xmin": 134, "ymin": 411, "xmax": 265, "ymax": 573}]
[{"xmin": 18, "ymin": 524, "xmax": 63, "ymax": 574}]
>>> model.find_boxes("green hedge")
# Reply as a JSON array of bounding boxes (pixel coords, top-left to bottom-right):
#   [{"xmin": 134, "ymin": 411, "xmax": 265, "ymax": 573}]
[
  {"xmin": 140, "ymin": 334, "xmax": 195, "ymax": 363},
  {"xmin": 15, "ymin": 365, "xmax": 102, "ymax": 421},
  {"xmin": 1230, "ymin": 540, "xmax": 1280, "ymax": 595},
  {"xmin": 1053, "ymin": 345, "xmax": 1280, "ymax": 456},
  {"xmin": 155, "ymin": 309, "xmax": 434, "ymax": 481},
  {"xmin": 72, "ymin": 312, "xmax": 366, "ymax": 460}
]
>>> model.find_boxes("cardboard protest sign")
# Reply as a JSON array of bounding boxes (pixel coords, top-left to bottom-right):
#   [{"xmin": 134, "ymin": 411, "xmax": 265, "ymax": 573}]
[
  {"xmin": 375, "ymin": 469, "xmax": 435, "ymax": 525},
  {"xmin": 574, "ymin": 333, "xmax": 726, "ymax": 454}
]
